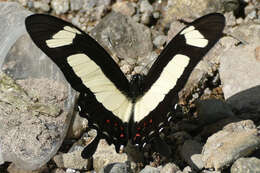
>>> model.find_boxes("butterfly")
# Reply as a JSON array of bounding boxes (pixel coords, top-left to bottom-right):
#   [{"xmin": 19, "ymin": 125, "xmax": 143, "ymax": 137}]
[{"xmin": 25, "ymin": 13, "xmax": 225, "ymax": 158}]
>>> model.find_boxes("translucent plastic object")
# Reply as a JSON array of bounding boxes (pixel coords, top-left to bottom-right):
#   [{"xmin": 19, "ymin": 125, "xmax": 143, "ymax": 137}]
[{"xmin": 0, "ymin": 2, "xmax": 76, "ymax": 170}]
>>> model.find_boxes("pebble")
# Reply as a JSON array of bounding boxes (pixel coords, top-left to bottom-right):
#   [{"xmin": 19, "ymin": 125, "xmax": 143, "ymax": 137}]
[
  {"xmin": 139, "ymin": 165, "xmax": 160, "ymax": 173},
  {"xmin": 231, "ymin": 157, "xmax": 260, "ymax": 173},
  {"xmin": 99, "ymin": 162, "xmax": 130, "ymax": 173},
  {"xmin": 53, "ymin": 150, "xmax": 90, "ymax": 170},
  {"xmin": 33, "ymin": 1, "xmax": 50, "ymax": 12},
  {"xmin": 140, "ymin": 0, "xmax": 153, "ymax": 13},
  {"xmin": 196, "ymin": 98, "xmax": 234, "ymax": 125},
  {"xmin": 66, "ymin": 168, "xmax": 80, "ymax": 173},
  {"xmin": 112, "ymin": 1, "xmax": 136, "ymax": 16},
  {"xmin": 180, "ymin": 140, "xmax": 204, "ymax": 170},
  {"xmin": 160, "ymin": 163, "xmax": 180, "ymax": 173},
  {"xmin": 7, "ymin": 163, "xmax": 48, "ymax": 173},
  {"xmin": 141, "ymin": 11, "xmax": 151, "ymax": 25},
  {"xmin": 93, "ymin": 140, "xmax": 127, "ymax": 172},
  {"xmin": 202, "ymin": 120, "xmax": 260, "ymax": 170},
  {"xmin": 66, "ymin": 112, "xmax": 88, "ymax": 139},
  {"xmin": 70, "ymin": 0, "xmax": 83, "ymax": 11},
  {"xmin": 153, "ymin": 35, "xmax": 167, "ymax": 47},
  {"xmin": 51, "ymin": 0, "xmax": 69, "ymax": 14}
]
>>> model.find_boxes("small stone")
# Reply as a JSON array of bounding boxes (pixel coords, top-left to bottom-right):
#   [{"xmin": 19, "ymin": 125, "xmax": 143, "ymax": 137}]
[
  {"xmin": 160, "ymin": 163, "xmax": 180, "ymax": 173},
  {"xmin": 196, "ymin": 98, "xmax": 234, "ymax": 125},
  {"xmin": 139, "ymin": 165, "xmax": 160, "ymax": 173},
  {"xmin": 52, "ymin": 168, "xmax": 66, "ymax": 173},
  {"xmin": 231, "ymin": 157, "xmax": 260, "ymax": 173},
  {"xmin": 7, "ymin": 163, "xmax": 48, "ymax": 173},
  {"xmin": 141, "ymin": 11, "xmax": 151, "ymax": 25},
  {"xmin": 140, "ymin": 0, "xmax": 153, "ymax": 13},
  {"xmin": 112, "ymin": 1, "xmax": 136, "ymax": 16},
  {"xmin": 18, "ymin": 0, "xmax": 28, "ymax": 6},
  {"xmin": 182, "ymin": 166, "xmax": 192, "ymax": 173},
  {"xmin": 248, "ymin": 10, "xmax": 257, "ymax": 19},
  {"xmin": 180, "ymin": 140, "xmax": 204, "ymax": 170},
  {"xmin": 70, "ymin": 0, "xmax": 83, "ymax": 11},
  {"xmin": 202, "ymin": 120, "xmax": 260, "ymax": 170},
  {"xmin": 66, "ymin": 112, "xmax": 88, "ymax": 139},
  {"xmin": 93, "ymin": 140, "xmax": 127, "ymax": 172},
  {"xmin": 51, "ymin": 0, "xmax": 69, "ymax": 14},
  {"xmin": 33, "ymin": 1, "xmax": 50, "ymax": 12},
  {"xmin": 153, "ymin": 35, "xmax": 167, "ymax": 48},
  {"xmin": 152, "ymin": 11, "xmax": 160, "ymax": 19},
  {"xmin": 99, "ymin": 162, "xmax": 129, "ymax": 173},
  {"xmin": 66, "ymin": 168, "xmax": 80, "ymax": 173},
  {"xmin": 53, "ymin": 150, "xmax": 89, "ymax": 170}
]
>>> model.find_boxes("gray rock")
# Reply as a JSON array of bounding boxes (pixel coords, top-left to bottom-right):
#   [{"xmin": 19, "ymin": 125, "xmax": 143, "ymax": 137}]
[
  {"xmin": 53, "ymin": 150, "xmax": 90, "ymax": 170},
  {"xmin": 227, "ymin": 85, "xmax": 260, "ymax": 121},
  {"xmin": 90, "ymin": 12, "xmax": 152, "ymax": 68},
  {"xmin": 17, "ymin": 0, "xmax": 28, "ymax": 6},
  {"xmin": 180, "ymin": 140, "xmax": 204, "ymax": 170},
  {"xmin": 51, "ymin": 0, "xmax": 69, "ymax": 14},
  {"xmin": 196, "ymin": 99, "xmax": 234, "ymax": 125},
  {"xmin": 153, "ymin": 35, "xmax": 167, "ymax": 48},
  {"xmin": 66, "ymin": 112, "xmax": 88, "ymax": 139},
  {"xmin": 136, "ymin": 51, "xmax": 158, "ymax": 75},
  {"xmin": 70, "ymin": 0, "xmax": 83, "ymax": 11},
  {"xmin": 7, "ymin": 163, "xmax": 48, "ymax": 173},
  {"xmin": 140, "ymin": 11, "xmax": 151, "ymax": 25},
  {"xmin": 201, "ymin": 170, "xmax": 221, "ymax": 173},
  {"xmin": 140, "ymin": 0, "xmax": 153, "ymax": 13},
  {"xmin": 139, "ymin": 165, "xmax": 160, "ymax": 173},
  {"xmin": 99, "ymin": 162, "xmax": 130, "ymax": 173},
  {"xmin": 152, "ymin": 11, "xmax": 160, "ymax": 19},
  {"xmin": 66, "ymin": 168, "xmax": 80, "ymax": 173},
  {"xmin": 231, "ymin": 157, "xmax": 260, "ymax": 173},
  {"xmin": 219, "ymin": 23, "xmax": 260, "ymax": 100},
  {"xmin": 33, "ymin": 1, "xmax": 50, "ymax": 12},
  {"xmin": 52, "ymin": 168, "xmax": 66, "ymax": 173},
  {"xmin": 167, "ymin": 131, "xmax": 192, "ymax": 145},
  {"xmin": 200, "ymin": 117, "xmax": 242, "ymax": 138},
  {"xmin": 160, "ymin": 163, "xmax": 180, "ymax": 173},
  {"xmin": 0, "ymin": 3, "xmax": 76, "ymax": 171},
  {"xmin": 93, "ymin": 140, "xmax": 127, "ymax": 173},
  {"xmin": 112, "ymin": 1, "xmax": 136, "ymax": 17},
  {"xmin": 202, "ymin": 120, "xmax": 260, "ymax": 170},
  {"xmin": 182, "ymin": 166, "xmax": 193, "ymax": 173},
  {"xmin": 162, "ymin": 0, "xmax": 224, "ymax": 24}
]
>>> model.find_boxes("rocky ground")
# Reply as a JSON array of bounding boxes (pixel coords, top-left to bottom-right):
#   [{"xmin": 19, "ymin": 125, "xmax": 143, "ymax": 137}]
[{"xmin": 1, "ymin": 0, "xmax": 260, "ymax": 173}]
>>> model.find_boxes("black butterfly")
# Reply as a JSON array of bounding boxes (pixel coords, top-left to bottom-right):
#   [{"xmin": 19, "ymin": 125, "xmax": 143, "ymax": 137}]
[{"xmin": 25, "ymin": 13, "xmax": 225, "ymax": 158}]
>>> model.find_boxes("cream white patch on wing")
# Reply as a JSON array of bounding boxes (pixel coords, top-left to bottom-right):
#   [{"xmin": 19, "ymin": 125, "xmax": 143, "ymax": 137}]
[
  {"xmin": 180, "ymin": 26, "xmax": 208, "ymax": 48},
  {"xmin": 134, "ymin": 54, "xmax": 190, "ymax": 122},
  {"xmin": 67, "ymin": 53, "xmax": 133, "ymax": 122},
  {"xmin": 46, "ymin": 26, "xmax": 81, "ymax": 48}
]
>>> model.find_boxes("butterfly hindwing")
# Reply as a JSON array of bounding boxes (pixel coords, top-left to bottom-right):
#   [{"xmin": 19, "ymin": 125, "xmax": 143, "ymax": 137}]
[{"xmin": 131, "ymin": 13, "xmax": 225, "ymax": 149}]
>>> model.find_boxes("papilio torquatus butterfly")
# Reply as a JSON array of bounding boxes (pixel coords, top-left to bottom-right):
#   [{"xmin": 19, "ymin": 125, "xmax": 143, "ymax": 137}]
[{"xmin": 25, "ymin": 13, "xmax": 225, "ymax": 158}]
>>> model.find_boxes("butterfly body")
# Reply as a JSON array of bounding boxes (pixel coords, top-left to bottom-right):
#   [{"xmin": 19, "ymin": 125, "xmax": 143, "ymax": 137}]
[{"xmin": 25, "ymin": 13, "xmax": 225, "ymax": 158}]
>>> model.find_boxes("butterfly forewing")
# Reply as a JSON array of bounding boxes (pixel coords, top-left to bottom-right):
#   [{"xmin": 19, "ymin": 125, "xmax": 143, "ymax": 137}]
[
  {"xmin": 25, "ymin": 14, "xmax": 132, "ymax": 155},
  {"xmin": 132, "ymin": 13, "xmax": 225, "ymax": 148}
]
